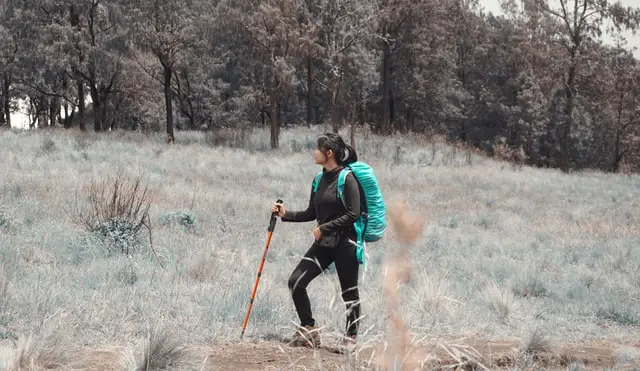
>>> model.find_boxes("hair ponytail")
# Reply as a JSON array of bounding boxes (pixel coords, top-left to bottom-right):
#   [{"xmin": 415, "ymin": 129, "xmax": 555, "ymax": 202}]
[{"xmin": 343, "ymin": 144, "xmax": 358, "ymax": 165}]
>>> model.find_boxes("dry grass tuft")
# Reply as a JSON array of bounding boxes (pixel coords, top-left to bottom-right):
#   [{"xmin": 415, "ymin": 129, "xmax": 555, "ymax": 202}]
[
  {"xmin": 524, "ymin": 327, "xmax": 551, "ymax": 355},
  {"xmin": 8, "ymin": 333, "xmax": 71, "ymax": 370},
  {"xmin": 418, "ymin": 271, "xmax": 461, "ymax": 318},
  {"xmin": 0, "ymin": 263, "xmax": 9, "ymax": 310},
  {"xmin": 137, "ymin": 325, "xmax": 189, "ymax": 371},
  {"xmin": 437, "ymin": 342, "xmax": 491, "ymax": 370},
  {"xmin": 483, "ymin": 281, "xmax": 518, "ymax": 323}
]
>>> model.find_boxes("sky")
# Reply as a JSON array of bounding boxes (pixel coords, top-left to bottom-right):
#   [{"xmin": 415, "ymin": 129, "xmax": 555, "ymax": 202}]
[{"xmin": 480, "ymin": 0, "xmax": 640, "ymax": 57}]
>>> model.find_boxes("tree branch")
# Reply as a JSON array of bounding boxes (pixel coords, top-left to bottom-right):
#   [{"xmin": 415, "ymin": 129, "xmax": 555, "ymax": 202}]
[
  {"xmin": 14, "ymin": 79, "xmax": 77, "ymax": 107},
  {"xmin": 539, "ymin": 0, "xmax": 574, "ymax": 33},
  {"xmin": 622, "ymin": 110, "xmax": 640, "ymax": 130},
  {"xmin": 392, "ymin": 8, "xmax": 413, "ymax": 35},
  {"xmin": 239, "ymin": 20, "xmax": 270, "ymax": 52},
  {"xmin": 313, "ymin": 77, "xmax": 328, "ymax": 90},
  {"xmin": 133, "ymin": 56, "xmax": 164, "ymax": 87}
]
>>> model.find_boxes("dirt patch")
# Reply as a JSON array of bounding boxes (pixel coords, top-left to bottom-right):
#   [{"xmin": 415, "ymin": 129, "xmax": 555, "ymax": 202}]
[
  {"xmin": 415, "ymin": 338, "xmax": 620, "ymax": 370},
  {"xmin": 204, "ymin": 340, "xmax": 358, "ymax": 370},
  {"xmin": 200, "ymin": 337, "xmax": 639, "ymax": 370},
  {"xmin": 2, "ymin": 337, "xmax": 638, "ymax": 370}
]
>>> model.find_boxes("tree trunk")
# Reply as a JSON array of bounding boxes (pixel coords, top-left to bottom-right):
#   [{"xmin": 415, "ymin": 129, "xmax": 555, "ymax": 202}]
[
  {"xmin": 270, "ymin": 89, "xmax": 280, "ymax": 149},
  {"xmin": 49, "ymin": 95, "xmax": 60, "ymax": 127},
  {"xmin": 90, "ymin": 84, "xmax": 109, "ymax": 132},
  {"xmin": 0, "ymin": 74, "xmax": 5, "ymax": 127},
  {"xmin": 260, "ymin": 108, "xmax": 268, "ymax": 127},
  {"xmin": 3, "ymin": 74, "xmax": 10, "ymax": 127},
  {"xmin": 613, "ymin": 128, "xmax": 622, "ymax": 172},
  {"xmin": 77, "ymin": 80, "xmax": 86, "ymax": 131},
  {"xmin": 405, "ymin": 108, "xmax": 413, "ymax": 134},
  {"xmin": 0, "ymin": 99, "xmax": 4, "ymax": 127},
  {"xmin": 164, "ymin": 65, "xmax": 174, "ymax": 142},
  {"xmin": 306, "ymin": 55, "xmax": 313, "ymax": 127},
  {"xmin": 381, "ymin": 40, "xmax": 391, "ymax": 134},
  {"xmin": 350, "ymin": 121, "xmax": 356, "ymax": 152},
  {"xmin": 358, "ymin": 94, "xmax": 365, "ymax": 129},
  {"xmin": 28, "ymin": 98, "xmax": 36, "ymax": 129},
  {"xmin": 99, "ymin": 94, "xmax": 108, "ymax": 132},
  {"xmin": 110, "ymin": 95, "xmax": 123, "ymax": 131},
  {"xmin": 92, "ymin": 94, "xmax": 102, "ymax": 132},
  {"xmin": 460, "ymin": 119, "xmax": 467, "ymax": 142},
  {"xmin": 63, "ymin": 103, "xmax": 72, "ymax": 129},
  {"xmin": 410, "ymin": 109, "xmax": 416, "ymax": 132},
  {"xmin": 277, "ymin": 101, "xmax": 281, "ymax": 131},
  {"xmin": 37, "ymin": 96, "xmax": 48, "ymax": 128},
  {"xmin": 561, "ymin": 51, "xmax": 577, "ymax": 173},
  {"xmin": 48, "ymin": 99, "xmax": 54, "ymax": 127},
  {"xmin": 330, "ymin": 75, "xmax": 343, "ymax": 132},
  {"xmin": 389, "ymin": 89, "xmax": 395, "ymax": 133},
  {"xmin": 611, "ymin": 89, "xmax": 626, "ymax": 172},
  {"xmin": 62, "ymin": 76, "xmax": 72, "ymax": 128}
]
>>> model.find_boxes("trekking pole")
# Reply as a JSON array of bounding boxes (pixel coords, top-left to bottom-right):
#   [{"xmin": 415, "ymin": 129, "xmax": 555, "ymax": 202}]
[{"xmin": 241, "ymin": 199, "xmax": 283, "ymax": 339}]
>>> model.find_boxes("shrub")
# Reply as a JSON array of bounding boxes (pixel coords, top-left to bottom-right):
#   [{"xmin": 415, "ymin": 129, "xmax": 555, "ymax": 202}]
[
  {"xmin": 0, "ymin": 209, "xmax": 9, "ymax": 229},
  {"xmin": 159, "ymin": 210, "xmax": 197, "ymax": 233},
  {"xmin": 73, "ymin": 133, "xmax": 96, "ymax": 152},
  {"xmin": 38, "ymin": 136, "xmax": 56, "ymax": 155},
  {"xmin": 492, "ymin": 136, "xmax": 528, "ymax": 169},
  {"xmin": 72, "ymin": 170, "xmax": 153, "ymax": 255}
]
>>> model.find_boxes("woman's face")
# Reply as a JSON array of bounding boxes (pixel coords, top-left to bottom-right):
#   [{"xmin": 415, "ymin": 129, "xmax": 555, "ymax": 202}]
[{"xmin": 313, "ymin": 147, "xmax": 333, "ymax": 165}]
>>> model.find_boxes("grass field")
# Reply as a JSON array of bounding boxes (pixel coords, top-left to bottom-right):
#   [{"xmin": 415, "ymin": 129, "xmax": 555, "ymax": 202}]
[{"xmin": 0, "ymin": 125, "xmax": 638, "ymax": 370}]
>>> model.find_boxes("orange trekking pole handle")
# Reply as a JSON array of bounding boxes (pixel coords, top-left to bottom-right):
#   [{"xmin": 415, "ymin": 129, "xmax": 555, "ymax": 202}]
[{"xmin": 241, "ymin": 199, "xmax": 283, "ymax": 339}]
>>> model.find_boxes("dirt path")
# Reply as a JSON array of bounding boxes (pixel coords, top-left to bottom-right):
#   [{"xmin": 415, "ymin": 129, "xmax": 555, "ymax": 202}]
[
  {"xmin": 198, "ymin": 337, "xmax": 640, "ymax": 370},
  {"xmin": 3, "ymin": 336, "xmax": 639, "ymax": 370},
  {"xmin": 203, "ymin": 340, "xmax": 355, "ymax": 370}
]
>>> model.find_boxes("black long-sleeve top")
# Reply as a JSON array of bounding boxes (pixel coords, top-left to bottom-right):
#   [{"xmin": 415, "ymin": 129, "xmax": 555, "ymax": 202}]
[{"xmin": 282, "ymin": 165, "xmax": 361, "ymax": 242}]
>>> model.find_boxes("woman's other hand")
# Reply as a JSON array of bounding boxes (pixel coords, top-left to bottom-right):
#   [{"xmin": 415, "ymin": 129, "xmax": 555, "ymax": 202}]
[
  {"xmin": 312, "ymin": 227, "xmax": 322, "ymax": 240},
  {"xmin": 272, "ymin": 201, "xmax": 286, "ymax": 217}
]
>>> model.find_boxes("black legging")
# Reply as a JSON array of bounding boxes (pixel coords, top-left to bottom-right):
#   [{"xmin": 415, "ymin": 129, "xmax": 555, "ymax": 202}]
[{"xmin": 288, "ymin": 241, "xmax": 360, "ymax": 337}]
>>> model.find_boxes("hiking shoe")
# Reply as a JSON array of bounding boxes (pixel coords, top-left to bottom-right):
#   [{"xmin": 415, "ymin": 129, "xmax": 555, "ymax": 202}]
[
  {"xmin": 290, "ymin": 325, "xmax": 321, "ymax": 348},
  {"xmin": 337, "ymin": 334, "xmax": 357, "ymax": 353}
]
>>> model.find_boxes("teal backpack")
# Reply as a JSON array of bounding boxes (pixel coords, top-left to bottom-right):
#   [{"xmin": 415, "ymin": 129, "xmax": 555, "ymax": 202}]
[{"xmin": 312, "ymin": 161, "xmax": 387, "ymax": 265}]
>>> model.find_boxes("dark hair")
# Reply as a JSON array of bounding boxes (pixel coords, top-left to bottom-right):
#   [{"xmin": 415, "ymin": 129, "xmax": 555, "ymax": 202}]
[{"xmin": 316, "ymin": 132, "xmax": 358, "ymax": 165}]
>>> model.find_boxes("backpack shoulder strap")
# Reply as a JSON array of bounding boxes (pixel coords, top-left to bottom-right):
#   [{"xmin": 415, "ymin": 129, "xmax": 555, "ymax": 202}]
[
  {"xmin": 312, "ymin": 172, "xmax": 323, "ymax": 193},
  {"xmin": 337, "ymin": 167, "xmax": 351, "ymax": 206}
]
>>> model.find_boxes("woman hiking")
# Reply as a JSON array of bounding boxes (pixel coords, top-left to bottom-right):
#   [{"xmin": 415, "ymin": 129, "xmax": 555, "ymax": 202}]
[{"xmin": 271, "ymin": 132, "xmax": 362, "ymax": 350}]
